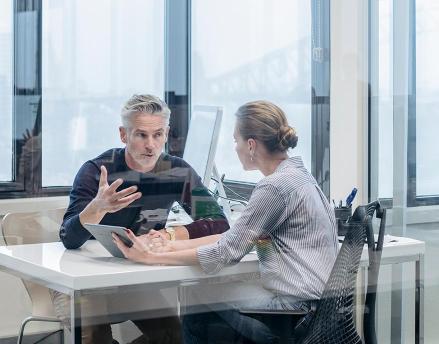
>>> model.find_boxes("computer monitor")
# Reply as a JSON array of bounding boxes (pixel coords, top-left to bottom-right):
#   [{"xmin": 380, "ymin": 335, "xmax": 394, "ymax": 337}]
[{"xmin": 183, "ymin": 105, "xmax": 223, "ymax": 186}]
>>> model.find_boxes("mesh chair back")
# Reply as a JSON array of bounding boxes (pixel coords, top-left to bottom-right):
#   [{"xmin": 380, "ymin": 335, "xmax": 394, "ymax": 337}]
[
  {"xmin": 298, "ymin": 221, "xmax": 366, "ymax": 344},
  {"xmin": 351, "ymin": 201, "xmax": 386, "ymax": 344}
]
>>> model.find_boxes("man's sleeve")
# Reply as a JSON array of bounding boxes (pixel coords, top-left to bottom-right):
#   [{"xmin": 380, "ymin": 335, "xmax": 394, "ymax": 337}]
[
  {"xmin": 180, "ymin": 165, "xmax": 230, "ymax": 239},
  {"xmin": 60, "ymin": 162, "xmax": 100, "ymax": 249}
]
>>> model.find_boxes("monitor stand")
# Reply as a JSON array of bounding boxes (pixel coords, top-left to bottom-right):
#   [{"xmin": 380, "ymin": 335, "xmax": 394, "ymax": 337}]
[{"xmin": 212, "ymin": 164, "xmax": 232, "ymax": 221}]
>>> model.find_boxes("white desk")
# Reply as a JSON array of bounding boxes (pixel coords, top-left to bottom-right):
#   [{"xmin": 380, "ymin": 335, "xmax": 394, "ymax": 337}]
[{"xmin": 0, "ymin": 236, "xmax": 425, "ymax": 344}]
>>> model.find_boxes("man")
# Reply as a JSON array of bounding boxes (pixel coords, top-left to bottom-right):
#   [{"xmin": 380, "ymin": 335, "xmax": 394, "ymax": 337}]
[{"xmin": 53, "ymin": 94, "xmax": 229, "ymax": 344}]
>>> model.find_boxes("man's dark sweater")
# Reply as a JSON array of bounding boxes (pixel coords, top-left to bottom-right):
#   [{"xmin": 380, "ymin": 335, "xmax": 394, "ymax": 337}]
[{"xmin": 60, "ymin": 148, "xmax": 229, "ymax": 249}]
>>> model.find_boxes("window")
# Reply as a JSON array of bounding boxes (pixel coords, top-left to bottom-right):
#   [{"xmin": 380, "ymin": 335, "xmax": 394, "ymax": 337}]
[
  {"xmin": 191, "ymin": 0, "xmax": 313, "ymax": 183},
  {"xmin": 370, "ymin": 0, "xmax": 439, "ymax": 205},
  {"xmin": 1, "ymin": 0, "xmax": 328, "ymax": 198},
  {"xmin": 41, "ymin": 0, "xmax": 165, "ymax": 187},
  {"xmin": 416, "ymin": 0, "xmax": 439, "ymax": 197},
  {"xmin": 370, "ymin": 0, "xmax": 394, "ymax": 200}
]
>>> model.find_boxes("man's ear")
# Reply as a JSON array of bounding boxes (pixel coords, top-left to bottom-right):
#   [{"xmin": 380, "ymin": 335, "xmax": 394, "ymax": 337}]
[{"xmin": 119, "ymin": 126, "xmax": 127, "ymax": 144}]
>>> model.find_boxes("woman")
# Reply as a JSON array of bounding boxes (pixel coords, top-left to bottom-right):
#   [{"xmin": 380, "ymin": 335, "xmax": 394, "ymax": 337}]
[{"xmin": 113, "ymin": 100, "xmax": 338, "ymax": 343}]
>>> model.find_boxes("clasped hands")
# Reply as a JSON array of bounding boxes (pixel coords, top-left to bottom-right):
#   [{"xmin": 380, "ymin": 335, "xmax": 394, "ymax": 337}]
[{"xmin": 112, "ymin": 229, "xmax": 172, "ymax": 264}]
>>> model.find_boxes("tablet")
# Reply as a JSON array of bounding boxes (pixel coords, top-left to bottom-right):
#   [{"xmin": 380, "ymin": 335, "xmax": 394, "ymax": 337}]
[{"xmin": 83, "ymin": 223, "xmax": 133, "ymax": 258}]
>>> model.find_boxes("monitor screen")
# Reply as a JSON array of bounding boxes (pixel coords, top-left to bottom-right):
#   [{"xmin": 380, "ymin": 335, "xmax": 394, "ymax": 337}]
[{"xmin": 183, "ymin": 106, "xmax": 222, "ymax": 186}]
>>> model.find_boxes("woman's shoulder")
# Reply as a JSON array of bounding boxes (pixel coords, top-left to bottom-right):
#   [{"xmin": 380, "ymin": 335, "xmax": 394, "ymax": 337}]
[{"xmin": 257, "ymin": 164, "xmax": 316, "ymax": 196}]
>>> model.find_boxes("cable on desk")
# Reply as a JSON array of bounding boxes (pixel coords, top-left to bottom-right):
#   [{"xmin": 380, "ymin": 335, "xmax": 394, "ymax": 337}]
[
  {"xmin": 210, "ymin": 176, "xmax": 250, "ymax": 203},
  {"xmin": 208, "ymin": 189, "xmax": 248, "ymax": 206}
]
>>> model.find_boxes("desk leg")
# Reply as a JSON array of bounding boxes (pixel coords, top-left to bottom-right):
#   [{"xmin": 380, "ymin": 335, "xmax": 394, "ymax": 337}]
[
  {"xmin": 70, "ymin": 291, "xmax": 81, "ymax": 344},
  {"xmin": 391, "ymin": 264, "xmax": 403, "ymax": 344},
  {"xmin": 415, "ymin": 255, "xmax": 424, "ymax": 344}
]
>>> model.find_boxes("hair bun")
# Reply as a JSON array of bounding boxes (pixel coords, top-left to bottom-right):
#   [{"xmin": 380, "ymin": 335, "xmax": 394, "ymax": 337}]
[{"xmin": 278, "ymin": 126, "xmax": 298, "ymax": 151}]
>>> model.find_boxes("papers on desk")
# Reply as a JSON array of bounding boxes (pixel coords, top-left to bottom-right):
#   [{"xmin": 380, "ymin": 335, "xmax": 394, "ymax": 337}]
[{"xmin": 166, "ymin": 202, "xmax": 193, "ymax": 227}]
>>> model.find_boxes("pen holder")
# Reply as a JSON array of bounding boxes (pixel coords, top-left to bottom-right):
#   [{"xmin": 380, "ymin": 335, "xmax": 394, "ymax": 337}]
[{"xmin": 334, "ymin": 206, "xmax": 352, "ymax": 236}]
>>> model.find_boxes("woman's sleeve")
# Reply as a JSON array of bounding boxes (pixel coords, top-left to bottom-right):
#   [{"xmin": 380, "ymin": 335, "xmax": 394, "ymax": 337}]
[{"xmin": 197, "ymin": 183, "xmax": 287, "ymax": 274}]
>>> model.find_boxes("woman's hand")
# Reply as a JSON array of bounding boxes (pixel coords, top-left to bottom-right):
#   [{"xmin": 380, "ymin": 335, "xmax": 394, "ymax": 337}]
[
  {"xmin": 113, "ymin": 229, "xmax": 200, "ymax": 266},
  {"xmin": 112, "ymin": 229, "xmax": 157, "ymax": 264}
]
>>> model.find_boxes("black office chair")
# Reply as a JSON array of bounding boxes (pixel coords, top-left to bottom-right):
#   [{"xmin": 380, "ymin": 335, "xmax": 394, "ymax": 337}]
[
  {"xmin": 239, "ymin": 201, "xmax": 387, "ymax": 344},
  {"xmin": 306, "ymin": 200, "xmax": 386, "ymax": 344},
  {"xmin": 349, "ymin": 200, "xmax": 387, "ymax": 344},
  {"xmin": 296, "ymin": 220, "xmax": 366, "ymax": 344}
]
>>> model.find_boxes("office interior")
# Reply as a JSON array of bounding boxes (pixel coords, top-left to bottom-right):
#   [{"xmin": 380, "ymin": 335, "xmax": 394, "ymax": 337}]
[{"xmin": 0, "ymin": 0, "xmax": 437, "ymax": 343}]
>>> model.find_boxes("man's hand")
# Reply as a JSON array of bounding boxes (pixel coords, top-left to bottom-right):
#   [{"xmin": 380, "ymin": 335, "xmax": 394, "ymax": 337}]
[
  {"xmin": 79, "ymin": 166, "xmax": 142, "ymax": 225},
  {"xmin": 143, "ymin": 230, "xmax": 174, "ymax": 253},
  {"xmin": 158, "ymin": 226, "xmax": 189, "ymax": 240},
  {"xmin": 93, "ymin": 165, "xmax": 141, "ymax": 213}
]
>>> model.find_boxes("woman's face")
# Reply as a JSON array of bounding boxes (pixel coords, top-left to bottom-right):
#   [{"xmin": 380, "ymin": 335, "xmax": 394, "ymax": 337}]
[{"xmin": 233, "ymin": 124, "xmax": 256, "ymax": 171}]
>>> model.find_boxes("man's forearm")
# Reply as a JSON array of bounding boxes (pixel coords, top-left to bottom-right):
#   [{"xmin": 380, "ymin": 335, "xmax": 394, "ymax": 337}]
[{"xmin": 79, "ymin": 200, "xmax": 106, "ymax": 226}]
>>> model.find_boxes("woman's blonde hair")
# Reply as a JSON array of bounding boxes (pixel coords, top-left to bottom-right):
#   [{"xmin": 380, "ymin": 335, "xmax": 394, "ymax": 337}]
[{"xmin": 235, "ymin": 100, "xmax": 298, "ymax": 153}]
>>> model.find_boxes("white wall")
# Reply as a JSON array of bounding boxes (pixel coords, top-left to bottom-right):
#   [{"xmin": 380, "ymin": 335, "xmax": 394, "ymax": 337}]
[
  {"xmin": 330, "ymin": 0, "xmax": 369, "ymax": 208},
  {"xmin": 0, "ymin": 196, "xmax": 69, "ymax": 216}
]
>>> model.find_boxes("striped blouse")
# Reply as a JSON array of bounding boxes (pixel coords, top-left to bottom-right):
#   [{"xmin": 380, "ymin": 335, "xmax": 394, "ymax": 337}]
[{"xmin": 197, "ymin": 156, "xmax": 338, "ymax": 300}]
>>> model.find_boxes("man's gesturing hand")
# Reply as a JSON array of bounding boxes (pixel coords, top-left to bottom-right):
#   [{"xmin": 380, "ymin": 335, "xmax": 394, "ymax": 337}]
[
  {"xmin": 79, "ymin": 166, "xmax": 142, "ymax": 226},
  {"xmin": 93, "ymin": 165, "xmax": 141, "ymax": 213}
]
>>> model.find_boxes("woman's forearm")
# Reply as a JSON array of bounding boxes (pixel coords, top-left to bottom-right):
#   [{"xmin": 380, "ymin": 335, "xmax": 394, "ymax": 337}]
[
  {"xmin": 170, "ymin": 234, "xmax": 221, "ymax": 251},
  {"xmin": 147, "ymin": 248, "xmax": 200, "ymax": 266}
]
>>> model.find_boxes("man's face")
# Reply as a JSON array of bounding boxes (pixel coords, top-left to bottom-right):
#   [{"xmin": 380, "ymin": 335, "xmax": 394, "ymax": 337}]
[{"xmin": 119, "ymin": 113, "xmax": 169, "ymax": 172}]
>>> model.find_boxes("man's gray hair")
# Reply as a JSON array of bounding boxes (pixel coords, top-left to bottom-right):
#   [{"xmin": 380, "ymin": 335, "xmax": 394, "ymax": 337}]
[{"xmin": 121, "ymin": 94, "xmax": 171, "ymax": 127}]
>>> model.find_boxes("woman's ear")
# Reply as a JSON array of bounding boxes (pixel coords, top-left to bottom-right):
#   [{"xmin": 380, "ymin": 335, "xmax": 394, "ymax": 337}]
[{"xmin": 247, "ymin": 138, "xmax": 256, "ymax": 154}]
